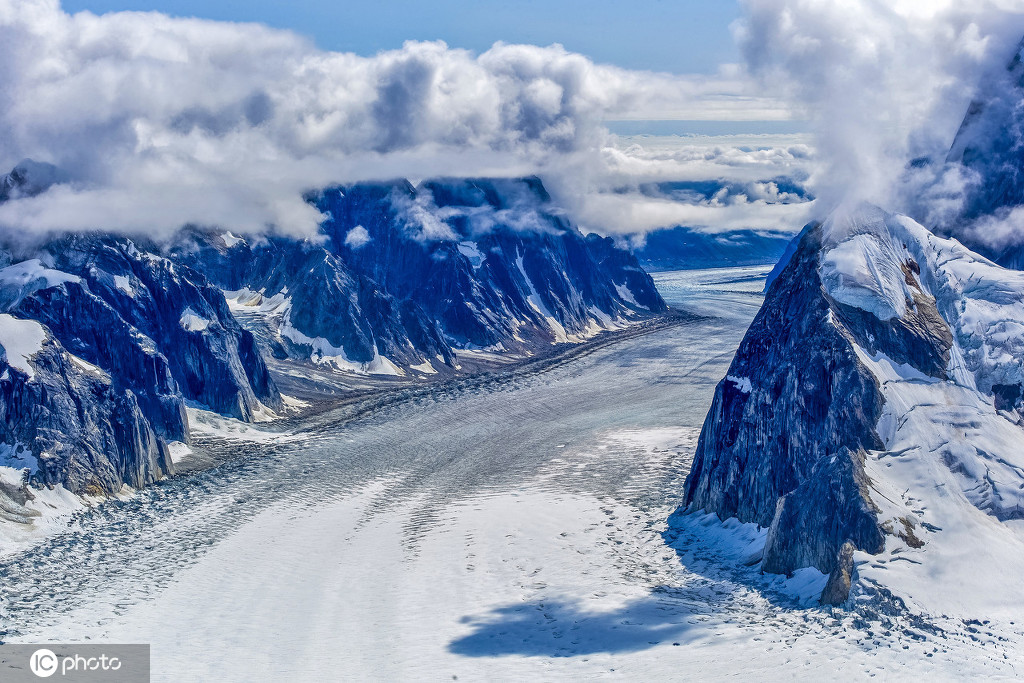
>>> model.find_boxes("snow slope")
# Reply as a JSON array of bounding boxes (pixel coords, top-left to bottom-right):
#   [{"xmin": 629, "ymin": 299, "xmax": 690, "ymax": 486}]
[
  {"xmin": 819, "ymin": 204, "xmax": 1024, "ymax": 618},
  {"xmin": 0, "ymin": 314, "xmax": 47, "ymax": 379},
  {"xmin": 10, "ymin": 424, "xmax": 1020, "ymax": 681},
  {"xmin": 684, "ymin": 200, "xmax": 1024, "ymax": 618}
]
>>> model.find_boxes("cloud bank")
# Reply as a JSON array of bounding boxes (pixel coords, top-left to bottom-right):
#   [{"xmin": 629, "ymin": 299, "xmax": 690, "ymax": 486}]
[
  {"xmin": 735, "ymin": 0, "xmax": 1024, "ymax": 218},
  {"xmin": 0, "ymin": 0, "xmax": 799, "ymax": 240}
]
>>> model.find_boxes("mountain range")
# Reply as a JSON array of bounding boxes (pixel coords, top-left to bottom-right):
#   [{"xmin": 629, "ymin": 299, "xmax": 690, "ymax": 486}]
[{"xmin": 0, "ymin": 171, "xmax": 664, "ymax": 514}]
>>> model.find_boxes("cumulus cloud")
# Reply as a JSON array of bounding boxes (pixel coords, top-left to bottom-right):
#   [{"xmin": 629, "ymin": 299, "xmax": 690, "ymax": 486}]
[
  {"xmin": 540, "ymin": 131, "xmax": 817, "ymax": 236},
  {"xmin": 392, "ymin": 189, "xmax": 460, "ymax": 242},
  {"xmin": 957, "ymin": 206, "xmax": 1024, "ymax": 252},
  {"xmin": 565, "ymin": 187, "xmax": 814, "ymax": 236},
  {"xmin": 734, "ymin": 0, "xmax": 1024, "ymax": 217},
  {"xmin": 0, "ymin": 0, "xmax": 801, "ymax": 240},
  {"xmin": 343, "ymin": 225, "xmax": 371, "ymax": 249}
]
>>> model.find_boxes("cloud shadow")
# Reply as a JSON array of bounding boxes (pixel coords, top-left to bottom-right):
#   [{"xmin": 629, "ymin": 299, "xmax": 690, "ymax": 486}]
[{"xmin": 448, "ymin": 588, "xmax": 699, "ymax": 658}]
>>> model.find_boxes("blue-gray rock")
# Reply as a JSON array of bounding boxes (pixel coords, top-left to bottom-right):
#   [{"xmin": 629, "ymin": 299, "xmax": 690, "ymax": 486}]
[
  {"xmin": 0, "ymin": 159, "xmax": 67, "ymax": 202},
  {"xmin": 0, "ymin": 321, "xmax": 173, "ymax": 496},
  {"xmin": 44, "ymin": 235, "xmax": 282, "ymax": 420},
  {"xmin": 679, "ymin": 219, "xmax": 953, "ymax": 602},
  {"xmin": 316, "ymin": 177, "xmax": 666, "ymax": 350},
  {"xmin": 0, "ymin": 229, "xmax": 284, "ymax": 496},
  {"xmin": 168, "ymin": 231, "xmax": 455, "ymax": 369},
  {"xmin": 682, "ymin": 225, "xmax": 885, "ymax": 529},
  {"xmin": 938, "ymin": 36, "xmax": 1024, "ymax": 268},
  {"xmin": 171, "ymin": 177, "xmax": 666, "ymax": 370}
]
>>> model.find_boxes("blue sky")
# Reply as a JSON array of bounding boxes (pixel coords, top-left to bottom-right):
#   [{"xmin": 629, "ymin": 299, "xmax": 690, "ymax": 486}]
[{"xmin": 60, "ymin": 0, "xmax": 741, "ymax": 73}]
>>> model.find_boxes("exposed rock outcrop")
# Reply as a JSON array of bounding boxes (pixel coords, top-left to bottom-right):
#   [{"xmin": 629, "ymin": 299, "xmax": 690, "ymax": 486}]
[
  {"xmin": 0, "ymin": 316, "xmax": 173, "ymax": 496},
  {"xmin": 679, "ymin": 203, "xmax": 1024, "ymax": 608},
  {"xmin": 682, "ymin": 222, "xmax": 885, "ymax": 531},
  {"xmin": 171, "ymin": 177, "xmax": 666, "ymax": 373},
  {"xmin": 0, "ymin": 229, "xmax": 283, "ymax": 498},
  {"xmin": 761, "ymin": 447, "xmax": 885, "ymax": 578}
]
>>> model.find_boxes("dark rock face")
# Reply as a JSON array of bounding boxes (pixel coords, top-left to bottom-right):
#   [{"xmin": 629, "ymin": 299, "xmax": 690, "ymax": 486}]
[
  {"xmin": 940, "ymin": 37, "xmax": 1024, "ymax": 267},
  {"xmin": 830, "ymin": 284, "xmax": 952, "ymax": 382},
  {"xmin": 819, "ymin": 541, "xmax": 858, "ymax": 606},
  {"xmin": 14, "ymin": 278, "xmax": 189, "ymax": 441},
  {"xmin": 761, "ymin": 447, "xmax": 885, "ymax": 577},
  {"xmin": 0, "ymin": 326, "xmax": 173, "ymax": 496},
  {"xmin": 946, "ymin": 40, "xmax": 1024, "ymax": 219},
  {"xmin": 20, "ymin": 235, "xmax": 282, "ymax": 422},
  {"xmin": 584, "ymin": 233, "xmax": 667, "ymax": 312},
  {"xmin": 683, "ymin": 225, "xmax": 884, "ymax": 530},
  {"xmin": 319, "ymin": 178, "xmax": 666, "ymax": 348},
  {"xmin": 0, "ymin": 159, "xmax": 66, "ymax": 202},
  {"xmin": 169, "ymin": 231, "xmax": 455, "ymax": 368},
  {"xmin": 680, "ymin": 219, "xmax": 957, "ymax": 603},
  {"xmin": 993, "ymin": 382, "xmax": 1024, "ymax": 413},
  {"xmin": 0, "ymin": 229, "xmax": 284, "ymax": 498},
  {"xmin": 172, "ymin": 177, "xmax": 665, "ymax": 368}
]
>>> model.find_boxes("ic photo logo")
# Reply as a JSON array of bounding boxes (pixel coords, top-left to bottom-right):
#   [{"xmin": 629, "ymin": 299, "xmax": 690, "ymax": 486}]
[
  {"xmin": 29, "ymin": 647, "xmax": 123, "ymax": 678},
  {"xmin": 29, "ymin": 649, "xmax": 57, "ymax": 678}
]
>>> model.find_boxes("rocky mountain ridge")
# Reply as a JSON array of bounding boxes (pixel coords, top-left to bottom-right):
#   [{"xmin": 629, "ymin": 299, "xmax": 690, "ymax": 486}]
[
  {"xmin": 0, "ymin": 166, "xmax": 666, "ymax": 520},
  {"xmin": 679, "ymin": 203, "xmax": 1024, "ymax": 613},
  {"xmin": 171, "ymin": 177, "xmax": 665, "ymax": 375}
]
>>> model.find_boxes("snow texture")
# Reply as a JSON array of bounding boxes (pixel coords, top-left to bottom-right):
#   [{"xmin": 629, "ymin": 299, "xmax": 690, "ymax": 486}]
[
  {"xmin": 0, "ymin": 259, "xmax": 80, "ymax": 309},
  {"xmin": 820, "ymin": 203, "xmax": 1024, "ymax": 617},
  {"xmin": 279, "ymin": 314, "xmax": 404, "ymax": 376},
  {"xmin": 178, "ymin": 307, "xmax": 212, "ymax": 333},
  {"xmin": 0, "ymin": 314, "xmax": 47, "ymax": 379}
]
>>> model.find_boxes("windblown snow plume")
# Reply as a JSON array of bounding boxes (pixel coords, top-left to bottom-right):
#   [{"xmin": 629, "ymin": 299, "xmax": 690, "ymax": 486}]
[
  {"xmin": 736, "ymin": 0, "xmax": 1024, "ymax": 216},
  {"xmin": 0, "ymin": 0, "xmax": 791, "ymax": 239}
]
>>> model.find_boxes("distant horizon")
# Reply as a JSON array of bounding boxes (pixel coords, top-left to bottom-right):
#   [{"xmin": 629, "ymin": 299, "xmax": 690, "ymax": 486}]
[{"xmin": 604, "ymin": 120, "xmax": 810, "ymax": 136}]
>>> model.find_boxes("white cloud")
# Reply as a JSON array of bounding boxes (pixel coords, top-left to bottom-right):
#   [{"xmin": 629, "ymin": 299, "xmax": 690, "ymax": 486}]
[
  {"xmin": 563, "ymin": 186, "xmax": 815, "ymax": 236},
  {"xmin": 958, "ymin": 205, "xmax": 1024, "ymax": 251},
  {"xmin": 735, "ymin": 0, "xmax": 1024, "ymax": 216},
  {"xmin": 0, "ymin": 0, "xmax": 799, "ymax": 240},
  {"xmin": 392, "ymin": 189, "xmax": 459, "ymax": 242},
  {"xmin": 343, "ymin": 225, "xmax": 371, "ymax": 249},
  {"xmin": 537, "ymin": 132, "xmax": 818, "ymax": 236}
]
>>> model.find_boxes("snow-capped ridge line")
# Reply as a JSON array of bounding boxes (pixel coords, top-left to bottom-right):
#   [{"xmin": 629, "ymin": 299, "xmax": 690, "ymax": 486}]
[{"xmin": 681, "ymin": 202, "xmax": 1024, "ymax": 614}]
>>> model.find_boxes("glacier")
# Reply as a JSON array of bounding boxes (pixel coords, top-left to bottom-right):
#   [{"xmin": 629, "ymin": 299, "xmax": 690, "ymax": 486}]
[
  {"xmin": 0, "ymin": 167, "xmax": 667, "ymax": 545},
  {"xmin": 0, "ymin": 267, "xmax": 1019, "ymax": 679}
]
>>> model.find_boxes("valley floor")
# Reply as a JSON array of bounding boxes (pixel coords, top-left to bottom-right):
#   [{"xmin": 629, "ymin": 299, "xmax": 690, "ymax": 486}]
[{"xmin": 1, "ymin": 267, "xmax": 1021, "ymax": 680}]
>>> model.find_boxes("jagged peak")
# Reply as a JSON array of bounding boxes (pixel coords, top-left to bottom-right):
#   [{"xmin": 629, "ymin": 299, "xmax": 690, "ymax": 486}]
[{"xmin": 0, "ymin": 158, "xmax": 67, "ymax": 201}]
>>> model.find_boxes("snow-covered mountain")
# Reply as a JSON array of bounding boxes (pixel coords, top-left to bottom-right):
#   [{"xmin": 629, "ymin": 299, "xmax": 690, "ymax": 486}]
[
  {"xmin": 170, "ymin": 177, "xmax": 665, "ymax": 374},
  {"xmin": 937, "ymin": 37, "xmax": 1024, "ymax": 268},
  {"xmin": 0, "ymin": 159, "xmax": 283, "ymax": 507},
  {"xmin": 0, "ymin": 234, "xmax": 283, "ymax": 497},
  {"xmin": 680, "ymin": 202, "xmax": 1024, "ymax": 614},
  {"xmin": 0, "ymin": 168, "xmax": 665, "ymax": 511},
  {"xmin": 0, "ymin": 313, "xmax": 174, "ymax": 498},
  {"xmin": 631, "ymin": 226, "xmax": 793, "ymax": 271}
]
